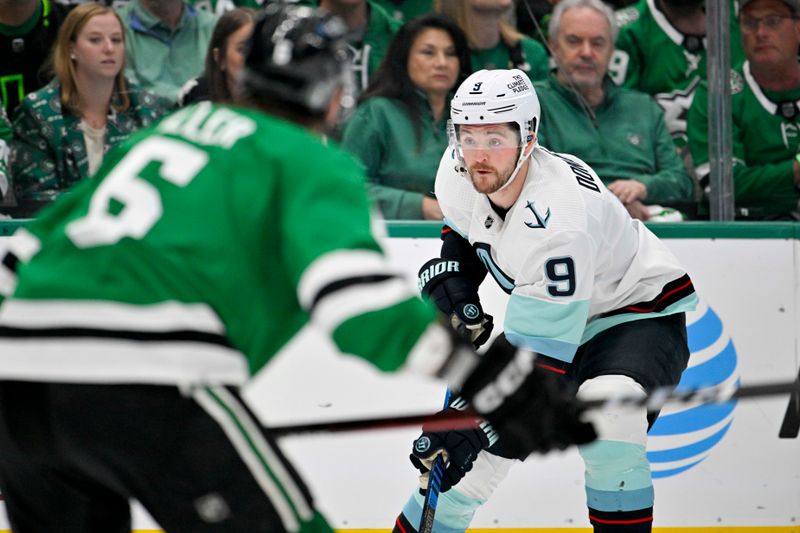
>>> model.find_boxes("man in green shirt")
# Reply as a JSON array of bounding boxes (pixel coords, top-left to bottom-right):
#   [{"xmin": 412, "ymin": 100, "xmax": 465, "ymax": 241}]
[
  {"xmin": 119, "ymin": 0, "xmax": 218, "ymax": 102},
  {"xmin": 613, "ymin": 0, "xmax": 746, "ymax": 153},
  {"xmin": 687, "ymin": 0, "xmax": 800, "ymax": 219},
  {"xmin": 0, "ymin": 5, "xmax": 594, "ymax": 532},
  {"xmin": 536, "ymin": 0, "xmax": 694, "ymax": 220}
]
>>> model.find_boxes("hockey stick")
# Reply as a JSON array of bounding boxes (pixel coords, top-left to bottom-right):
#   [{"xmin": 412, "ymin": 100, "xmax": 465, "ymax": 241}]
[
  {"xmin": 779, "ymin": 365, "xmax": 800, "ymax": 438},
  {"xmin": 419, "ymin": 389, "xmax": 451, "ymax": 533},
  {"xmin": 269, "ymin": 378, "xmax": 800, "ymax": 437},
  {"xmin": 419, "ymin": 458, "xmax": 443, "ymax": 533}
]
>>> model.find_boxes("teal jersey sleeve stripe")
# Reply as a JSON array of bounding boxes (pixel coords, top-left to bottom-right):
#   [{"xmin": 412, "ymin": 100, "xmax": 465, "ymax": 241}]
[
  {"xmin": 504, "ymin": 333, "xmax": 580, "ymax": 362},
  {"xmin": 581, "ymin": 293, "xmax": 699, "ymax": 344},
  {"xmin": 504, "ymin": 293, "xmax": 590, "ymax": 361}
]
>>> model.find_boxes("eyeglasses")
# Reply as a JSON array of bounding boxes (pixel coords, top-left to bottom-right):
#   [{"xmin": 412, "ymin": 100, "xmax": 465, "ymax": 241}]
[{"xmin": 739, "ymin": 14, "xmax": 797, "ymax": 32}]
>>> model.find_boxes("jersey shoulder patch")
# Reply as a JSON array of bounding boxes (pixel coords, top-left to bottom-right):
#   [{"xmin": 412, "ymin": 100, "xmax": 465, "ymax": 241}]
[{"xmin": 616, "ymin": 6, "xmax": 640, "ymax": 27}]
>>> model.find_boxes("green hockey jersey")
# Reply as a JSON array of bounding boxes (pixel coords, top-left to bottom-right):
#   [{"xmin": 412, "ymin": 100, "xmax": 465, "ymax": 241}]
[
  {"xmin": 612, "ymin": 0, "xmax": 746, "ymax": 146},
  {"xmin": 0, "ymin": 102, "xmax": 444, "ymax": 385},
  {"xmin": 687, "ymin": 62, "xmax": 800, "ymax": 218}
]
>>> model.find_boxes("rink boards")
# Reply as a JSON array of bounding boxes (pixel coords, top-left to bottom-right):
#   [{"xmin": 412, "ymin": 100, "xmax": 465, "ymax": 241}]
[{"xmin": 0, "ymin": 221, "xmax": 797, "ymax": 531}]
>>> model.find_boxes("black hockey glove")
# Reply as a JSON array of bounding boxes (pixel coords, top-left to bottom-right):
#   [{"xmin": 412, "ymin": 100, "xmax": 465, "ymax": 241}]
[
  {"xmin": 458, "ymin": 337, "xmax": 597, "ymax": 459},
  {"xmin": 418, "ymin": 258, "xmax": 494, "ymax": 348},
  {"xmin": 409, "ymin": 398, "xmax": 497, "ymax": 493}
]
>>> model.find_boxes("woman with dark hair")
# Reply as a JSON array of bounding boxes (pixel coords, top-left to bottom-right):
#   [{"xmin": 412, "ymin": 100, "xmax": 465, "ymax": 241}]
[
  {"xmin": 178, "ymin": 7, "xmax": 256, "ymax": 106},
  {"xmin": 341, "ymin": 12, "xmax": 470, "ymax": 220},
  {"xmin": 10, "ymin": 3, "xmax": 169, "ymax": 215}
]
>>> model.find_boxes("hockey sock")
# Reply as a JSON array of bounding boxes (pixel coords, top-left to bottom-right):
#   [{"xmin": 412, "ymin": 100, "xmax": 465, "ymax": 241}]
[
  {"xmin": 588, "ymin": 507, "xmax": 653, "ymax": 532},
  {"xmin": 392, "ymin": 512, "xmax": 420, "ymax": 533}
]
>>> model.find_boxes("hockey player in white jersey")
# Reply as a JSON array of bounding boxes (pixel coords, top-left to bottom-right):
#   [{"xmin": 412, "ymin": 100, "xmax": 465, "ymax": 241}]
[{"xmin": 392, "ymin": 69, "xmax": 699, "ymax": 533}]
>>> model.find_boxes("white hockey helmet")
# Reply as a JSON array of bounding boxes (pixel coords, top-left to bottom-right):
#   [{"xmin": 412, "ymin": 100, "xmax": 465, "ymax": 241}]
[{"xmin": 448, "ymin": 69, "xmax": 540, "ymax": 191}]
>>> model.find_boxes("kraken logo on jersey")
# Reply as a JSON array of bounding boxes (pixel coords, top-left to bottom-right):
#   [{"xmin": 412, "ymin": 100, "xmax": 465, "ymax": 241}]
[{"xmin": 523, "ymin": 200, "xmax": 551, "ymax": 229}]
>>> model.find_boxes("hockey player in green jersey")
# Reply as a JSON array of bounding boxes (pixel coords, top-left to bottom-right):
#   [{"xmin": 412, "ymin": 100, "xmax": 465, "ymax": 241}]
[{"xmin": 0, "ymin": 4, "xmax": 595, "ymax": 533}]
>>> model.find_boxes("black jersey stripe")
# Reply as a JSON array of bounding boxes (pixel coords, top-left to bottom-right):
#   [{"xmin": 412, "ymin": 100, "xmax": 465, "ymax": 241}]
[
  {"xmin": 309, "ymin": 274, "xmax": 396, "ymax": 311},
  {"xmin": 2, "ymin": 252, "xmax": 19, "ymax": 273},
  {"xmin": 600, "ymin": 274, "xmax": 695, "ymax": 318},
  {"xmin": 0, "ymin": 326, "xmax": 233, "ymax": 347}
]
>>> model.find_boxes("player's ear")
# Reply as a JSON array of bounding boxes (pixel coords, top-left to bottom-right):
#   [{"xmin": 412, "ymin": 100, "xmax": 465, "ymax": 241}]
[{"xmin": 522, "ymin": 132, "xmax": 537, "ymax": 158}]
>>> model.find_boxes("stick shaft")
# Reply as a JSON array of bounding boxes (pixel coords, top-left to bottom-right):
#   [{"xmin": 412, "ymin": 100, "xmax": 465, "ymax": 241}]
[
  {"xmin": 418, "ymin": 388, "xmax": 452, "ymax": 533},
  {"xmin": 268, "ymin": 379, "xmax": 800, "ymax": 437}
]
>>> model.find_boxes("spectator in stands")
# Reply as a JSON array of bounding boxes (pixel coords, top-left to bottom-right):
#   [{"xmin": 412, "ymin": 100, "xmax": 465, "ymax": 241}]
[
  {"xmin": 10, "ymin": 3, "xmax": 170, "ymax": 216},
  {"xmin": 687, "ymin": 0, "xmax": 800, "ymax": 220},
  {"xmin": 0, "ymin": 0, "xmax": 72, "ymax": 117},
  {"xmin": 536, "ymin": 0, "xmax": 694, "ymax": 221},
  {"xmin": 373, "ymin": 0, "xmax": 433, "ymax": 22},
  {"xmin": 612, "ymin": 0, "xmax": 746, "ymax": 157},
  {"xmin": 435, "ymin": 0, "xmax": 550, "ymax": 81},
  {"xmin": 118, "ymin": 0, "xmax": 217, "ymax": 102},
  {"xmin": 178, "ymin": 7, "xmax": 256, "ymax": 106},
  {"xmin": 341, "ymin": 13, "xmax": 470, "ymax": 219},
  {"xmin": 316, "ymin": 0, "xmax": 401, "ymax": 94}
]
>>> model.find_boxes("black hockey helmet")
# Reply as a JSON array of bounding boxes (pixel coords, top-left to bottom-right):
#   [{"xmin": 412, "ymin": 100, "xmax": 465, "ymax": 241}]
[{"xmin": 240, "ymin": 3, "xmax": 354, "ymax": 117}]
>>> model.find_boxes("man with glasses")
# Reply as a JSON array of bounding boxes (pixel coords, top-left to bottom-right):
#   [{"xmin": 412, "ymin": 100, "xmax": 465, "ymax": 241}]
[
  {"xmin": 687, "ymin": 0, "xmax": 800, "ymax": 219},
  {"xmin": 612, "ymin": 0, "xmax": 746, "ymax": 164}
]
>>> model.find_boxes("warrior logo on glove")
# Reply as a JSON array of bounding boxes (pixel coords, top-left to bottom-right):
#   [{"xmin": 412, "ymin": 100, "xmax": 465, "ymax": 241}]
[
  {"xmin": 462, "ymin": 304, "xmax": 480, "ymax": 321},
  {"xmin": 414, "ymin": 436, "xmax": 432, "ymax": 454}
]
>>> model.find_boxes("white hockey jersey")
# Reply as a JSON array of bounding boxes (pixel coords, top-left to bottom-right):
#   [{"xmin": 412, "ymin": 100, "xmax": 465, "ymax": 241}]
[{"xmin": 435, "ymin": 145, "xmax": 698, "ymax": 364}]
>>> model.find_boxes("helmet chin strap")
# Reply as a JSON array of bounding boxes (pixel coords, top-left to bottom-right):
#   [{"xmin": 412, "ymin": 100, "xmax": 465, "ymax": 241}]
[{"xmin": 492, "ymin": 138, "xmax": 535, "ymax": 194}]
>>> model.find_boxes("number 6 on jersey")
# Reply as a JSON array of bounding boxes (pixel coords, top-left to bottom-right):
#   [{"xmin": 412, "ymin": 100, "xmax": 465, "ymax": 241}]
[{"xmin": 66, "ymin": 137, "xmax": 208, "ymax": 248}]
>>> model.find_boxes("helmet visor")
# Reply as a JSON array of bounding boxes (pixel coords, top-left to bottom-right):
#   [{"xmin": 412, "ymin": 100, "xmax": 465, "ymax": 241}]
[{"xmin": 448, "ymin": 120, "xmax": 525, "ymax": 157}]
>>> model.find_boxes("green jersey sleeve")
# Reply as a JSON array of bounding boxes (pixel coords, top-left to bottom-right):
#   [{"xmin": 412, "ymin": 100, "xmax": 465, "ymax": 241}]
[{"xmin": 273, "ymin": 129, "xmax": 436, "ymax": 371}]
